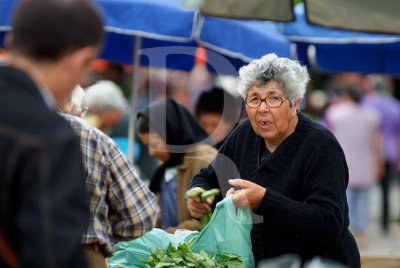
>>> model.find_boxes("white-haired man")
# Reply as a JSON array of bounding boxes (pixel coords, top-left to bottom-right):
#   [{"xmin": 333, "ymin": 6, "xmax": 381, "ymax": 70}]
[{"xmin": 85, "ymin": 80, "xmax": 158, "ymax": 181}]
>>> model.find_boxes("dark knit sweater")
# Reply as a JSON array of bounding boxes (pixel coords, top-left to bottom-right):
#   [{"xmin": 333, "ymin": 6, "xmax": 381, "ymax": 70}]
[{"xmin": 190, "ymin": 112, "xmax": 360, "ymax": 267}]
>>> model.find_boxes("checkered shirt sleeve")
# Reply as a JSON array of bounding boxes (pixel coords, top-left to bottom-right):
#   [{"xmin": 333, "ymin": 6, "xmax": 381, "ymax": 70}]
[{"xmin": 62, "ymin": 114, "xmax": 157, "ymax": 256}]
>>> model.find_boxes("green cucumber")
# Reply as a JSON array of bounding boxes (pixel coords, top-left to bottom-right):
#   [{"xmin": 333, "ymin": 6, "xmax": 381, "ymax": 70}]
[
  {"xmin": 187, "ymin": 188, "xmax": 220, "ymax": 228},
  {"xmin": 201, "ymin": 212, "xmax": 212, "ymax": 229},
  {"xmin": 200, "ymin": 188, "xmax": 220, "ymax": 202},
  {"xmin": 185, "ymin": 188, "xmax": 203, "ymax": 199}
]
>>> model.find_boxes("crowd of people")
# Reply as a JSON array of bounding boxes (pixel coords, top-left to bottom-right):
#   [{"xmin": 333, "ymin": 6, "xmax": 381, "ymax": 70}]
[
  {"xmin": 1, "ymin": 0, "xmax": 400, "ymax": 268},
  {"xmin": 305, "ymin": 73, "xmax": 400, "ymax": 251}
]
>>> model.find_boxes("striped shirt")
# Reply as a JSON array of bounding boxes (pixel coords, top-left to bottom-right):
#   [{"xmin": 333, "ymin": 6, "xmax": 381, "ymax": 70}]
[{"xmin": 61, "ymin": 114, "xmax": 157, "ymax": 256}]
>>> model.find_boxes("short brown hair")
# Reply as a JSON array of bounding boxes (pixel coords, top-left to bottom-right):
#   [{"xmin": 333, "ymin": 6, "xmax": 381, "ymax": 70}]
[{"xmin": 10, "ymin": 0, "xmax": 104, "ymax": 61}]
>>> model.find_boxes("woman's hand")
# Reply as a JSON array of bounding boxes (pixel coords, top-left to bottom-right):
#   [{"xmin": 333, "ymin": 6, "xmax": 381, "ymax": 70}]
[
  {"xmin": 227, "ymin": 179, "xmax": 266, "ymax": 209},
  {"xmin": 186, "ymin": 187, "xmax": 215, "ymax": 219}
]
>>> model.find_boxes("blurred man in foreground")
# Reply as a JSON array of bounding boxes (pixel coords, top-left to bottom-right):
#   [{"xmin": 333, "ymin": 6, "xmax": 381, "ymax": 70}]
[{"xmin": 0, "ymin": 0, "xmax": 103, "ymax": 267}]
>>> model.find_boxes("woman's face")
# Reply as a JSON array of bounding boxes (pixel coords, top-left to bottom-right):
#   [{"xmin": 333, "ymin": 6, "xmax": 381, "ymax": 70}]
[
  {"xmin": 245, "ymin": 81, "xmax": 300, "ymax": 151},
  {"xmin": 198, "ymin": 113, "xmax": 232, "ymax": 144},
  {"xmin": 139, "ymin": 131, "xmax": 170, "ymax": 163}
]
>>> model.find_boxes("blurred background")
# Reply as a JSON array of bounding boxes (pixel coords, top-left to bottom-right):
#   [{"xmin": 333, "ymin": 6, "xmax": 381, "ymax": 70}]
[{"xmin": 1, "ymin": 0, "xmax": 399, "ymax": 266}]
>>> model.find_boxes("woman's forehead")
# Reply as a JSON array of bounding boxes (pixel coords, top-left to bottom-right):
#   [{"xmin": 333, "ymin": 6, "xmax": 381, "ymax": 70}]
[{"xmin": 248, "ymin": 81, "xmax": 283, "ymax": 95}]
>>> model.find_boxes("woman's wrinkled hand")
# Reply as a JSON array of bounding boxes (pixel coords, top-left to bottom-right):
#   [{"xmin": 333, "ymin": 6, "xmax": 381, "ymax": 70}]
[
  {"xmin": 186, "ymin": 187, "xmax": 214, "ymax": 219},
  {"xmin": 227, "ymin": 179, "xmax": 266, "ymax": 209}
]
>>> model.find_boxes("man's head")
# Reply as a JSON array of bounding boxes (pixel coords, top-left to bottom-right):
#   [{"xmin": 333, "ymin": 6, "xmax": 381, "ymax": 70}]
[
  {"xmin": 84, "ymin": 80, "xmax": 128, "ymax": 128},
  {"xmin": 7, "ymin": 0, "xmax": 104, "ymax": 105},
  {"xmin": 10, "ymin": 0, "xmax": 103, "ymax": 62},
  {"xmin": 195, "ymin": 87, "xmax": 241, "ymax": 144}
]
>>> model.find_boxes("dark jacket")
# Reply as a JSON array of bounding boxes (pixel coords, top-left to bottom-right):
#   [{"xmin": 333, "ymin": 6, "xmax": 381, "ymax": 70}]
[
  {"xmin": 0, "ymin": 66, "xmax": 89, "ymax": 267},
  {"xmin": 190, "ymin": 112, "xmax": 360, "ymax": 267}
]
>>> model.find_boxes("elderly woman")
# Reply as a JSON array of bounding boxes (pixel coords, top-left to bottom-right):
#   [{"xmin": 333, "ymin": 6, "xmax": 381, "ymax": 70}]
[
  {"xmin": 137, "ymin": 98, "xmax": 217, "ymax": 234},
  {"xmin": 187, "ymin": 54, "xmax": 360, "ymax": 267}
]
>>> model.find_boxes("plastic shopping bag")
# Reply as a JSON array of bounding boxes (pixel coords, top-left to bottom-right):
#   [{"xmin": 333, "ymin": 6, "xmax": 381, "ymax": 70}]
[
  {"xmin": 108, "ymin": 228, "xmax": 198, "ymax": 268},
  {"xmin": 108, "ymin": 195, "xmax": 254, "ymax": 267},
  {"xmin": 190, "ymin": 194, "xmax": 255, "ymax": 267}
]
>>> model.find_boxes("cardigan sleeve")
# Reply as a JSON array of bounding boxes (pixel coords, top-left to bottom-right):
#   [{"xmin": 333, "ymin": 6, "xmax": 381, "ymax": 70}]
[
  {"xmin": 188, "ymin": 125, "xmax": 245, "ymax": 196},
  {"xmin": 255, "ymin": 135, "xmax": 349, "ymax": 245}
]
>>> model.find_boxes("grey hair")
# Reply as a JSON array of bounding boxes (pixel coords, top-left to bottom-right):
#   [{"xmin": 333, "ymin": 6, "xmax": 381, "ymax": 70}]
[
  {"xmin": 70, "ymin": 85, "xmax": 85, "ymax": 107},
  {"xmin": 70, "ymin": 84, "xmax": 85, "ymax": 116},
  {"xmin": 84, "ymin": 80, "xmax": 128, "ymax": 112},
  {"xmin": 236, "ymin": 53, "xmax": 310, "ymax": 107}
]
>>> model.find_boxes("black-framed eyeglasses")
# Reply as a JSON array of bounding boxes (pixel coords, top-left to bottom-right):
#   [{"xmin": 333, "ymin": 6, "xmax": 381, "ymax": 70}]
[{"xmin": 245, "ymin": 96, "xmax": 287, "ymax": 108}]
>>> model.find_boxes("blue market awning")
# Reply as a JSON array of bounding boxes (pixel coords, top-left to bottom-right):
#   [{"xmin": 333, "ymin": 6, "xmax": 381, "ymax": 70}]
[{"xmin": 281, "ymin": 3, "xmax": 400, "ymax": 75}]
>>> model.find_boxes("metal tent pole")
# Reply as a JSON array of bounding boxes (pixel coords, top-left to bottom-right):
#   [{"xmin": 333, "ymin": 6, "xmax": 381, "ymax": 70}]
[{"xmin": 128, "ymin": 36, "xmax": 142, "ymax": 163}]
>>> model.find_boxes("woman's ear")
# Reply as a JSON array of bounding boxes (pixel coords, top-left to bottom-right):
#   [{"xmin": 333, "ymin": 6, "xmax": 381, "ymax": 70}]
[{"xmin": 292, "ymin": 98, "xmax": 302, "ymax": 115}]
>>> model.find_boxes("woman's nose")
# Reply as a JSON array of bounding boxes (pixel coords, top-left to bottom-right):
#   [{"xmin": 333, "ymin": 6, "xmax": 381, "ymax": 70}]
[{"xmin": 258, "ymin": 101, "xmax": 270, "ymax": 112}]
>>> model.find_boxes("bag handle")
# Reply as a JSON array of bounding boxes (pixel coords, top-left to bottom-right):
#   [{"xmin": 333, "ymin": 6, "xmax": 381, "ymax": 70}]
[{"xmin": 219, "ymin": 195, "xmax": 252, "ymax": 225}]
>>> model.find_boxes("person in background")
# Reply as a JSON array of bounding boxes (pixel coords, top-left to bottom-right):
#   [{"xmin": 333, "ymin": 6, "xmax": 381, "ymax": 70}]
[
  {"xmin": 84, "ymin": 80, "xmax": 128, "ymax": 132},
  {"xmin": 60, "ymin": 85, "xmax": 88, "ymax": 117},
  {"xmin": 103, "ymin": 61, "xmax": 131, "ymax": 99},
  {"xmin": 84, "ymin": 80, "xmax": 158, "ymax": 181},
  {"xmin": 137, "ymin": 98, "xmax": 217, "ymax": 233},
  {"xmin": 362, "ymin": 75, "xmax": 400, "ymax": 233},
  {"xmin": 194, "ymin": 87, "xmax": 242, "ymax": 149},
  {"xmin": 187, "ymin": 54, "xmax": 360, "ymax": 267},
  {"xmin": 324, "ymin": 85, "xmax": 383, "ymax": 248},
  {"xmin": 0, "ymin": 0, "xmax": 103, "ymax": 267},
  {"xmin": 60, "ymin": 117, "xmax": 157, "ymax": 267},
  {"xmin": 60, "ymin": 89, "xmax": 157, "ymax": 268}
]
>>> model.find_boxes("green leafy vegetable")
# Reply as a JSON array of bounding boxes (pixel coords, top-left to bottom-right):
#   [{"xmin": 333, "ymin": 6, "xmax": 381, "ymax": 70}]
[{"xmin": 140, "ymin": 238, "xmax": 245, "ymax": 268}]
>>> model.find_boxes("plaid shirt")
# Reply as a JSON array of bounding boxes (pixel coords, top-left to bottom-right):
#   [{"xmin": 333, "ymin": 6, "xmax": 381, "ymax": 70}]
[{"xmin": 62, "ymin": 114, "xmax": 157, "ymax": 256}]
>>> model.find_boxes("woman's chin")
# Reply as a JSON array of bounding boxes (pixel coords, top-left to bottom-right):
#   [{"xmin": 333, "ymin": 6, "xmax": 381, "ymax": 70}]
[{"xmin": 256, "ymin": 128, "xmax": 274, "ymax": 140}]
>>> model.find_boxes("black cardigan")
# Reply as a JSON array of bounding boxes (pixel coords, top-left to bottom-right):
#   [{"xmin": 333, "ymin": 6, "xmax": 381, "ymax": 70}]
[{"xmin": 190, "ymin": 112, "xmax": 360, "ymax": 267}]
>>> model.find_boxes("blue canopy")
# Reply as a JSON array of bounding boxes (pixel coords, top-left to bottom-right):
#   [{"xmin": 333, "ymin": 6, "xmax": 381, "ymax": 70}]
[
  {"xmin": 0, "ymin": 0, "xmax": 15, "ymax": 44},
  {"xmin": 0, "ymin": 0, "xmax": 200, "ymax": 70},
  {"xmin": 1, "ymin": 0, "xmax": 293, "ymax": 74},
  {"xmin": 97, "ymin": 0, "xmax": 293, "ymax": 74},
  {"xmin": 94, "ymin": 0, "xmax": 200, "ymax": 71},
  {"xmin": 97, "ymin": 0, "xmax": 195, "ymax": 41},
  {"xmin": 281, "ymin": 3, "xmax": 400, "ymax": 75},
  {"xmin": 198, "ymin": 17, "xmax": 293, "ymax": 63}
]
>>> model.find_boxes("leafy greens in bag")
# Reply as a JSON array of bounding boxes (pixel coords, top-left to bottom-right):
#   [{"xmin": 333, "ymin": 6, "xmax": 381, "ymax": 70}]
[{"xmin": 141, "ymin": 237, "xmax": 245, "ymax": 268}]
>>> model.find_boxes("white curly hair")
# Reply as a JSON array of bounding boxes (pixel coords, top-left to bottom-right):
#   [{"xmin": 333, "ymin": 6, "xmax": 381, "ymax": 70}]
[
  {"xmin": 84, "ymin": 80, "xmax": 128, "ymax": 112},
  {"xmin": 236, "ymin": 53, "xmax": 310, "ymax": 107}
]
